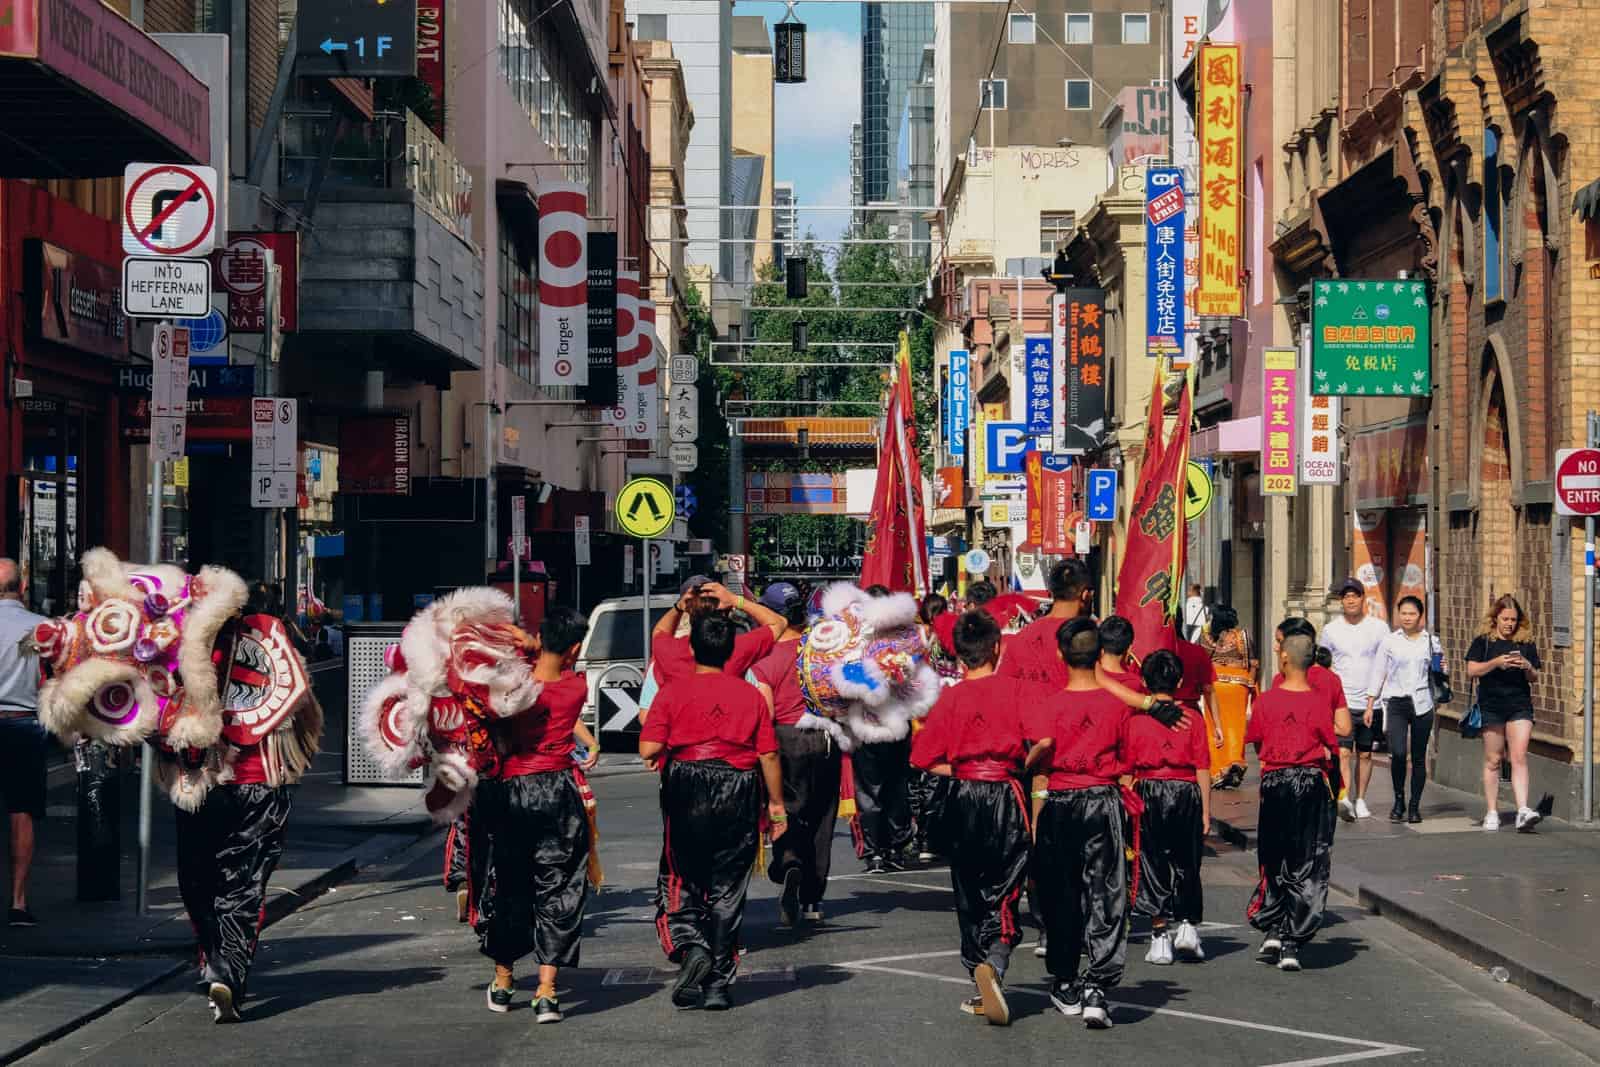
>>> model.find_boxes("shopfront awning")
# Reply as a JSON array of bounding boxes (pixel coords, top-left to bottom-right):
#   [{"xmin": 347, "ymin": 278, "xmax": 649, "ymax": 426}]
[
  {"xmin": 1191, "ymin": 415, "xmax": 1261, "ymax": 458},
  {"xmin": 0, "ymin": 0, "xmax": 210, "ymax": 177}
]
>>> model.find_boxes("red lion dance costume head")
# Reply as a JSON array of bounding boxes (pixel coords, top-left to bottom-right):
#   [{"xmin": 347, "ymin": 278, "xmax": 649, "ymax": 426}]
[{"xmin": 360, "ymin": 588, "xmax": 543, "ymax": 823}]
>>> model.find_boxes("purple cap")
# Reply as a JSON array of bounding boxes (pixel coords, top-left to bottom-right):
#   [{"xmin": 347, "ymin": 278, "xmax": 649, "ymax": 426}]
[
  {"xmin": 1335, "ymin": 577, "xmax": 1365, "ymax": 598},
  {"xmin": 680, "ymin": 574, "xmax": 714, "ymax": 597},
  {"xmin": 760, "ymin": 582, "xmax": 802, "ymax": 612}
]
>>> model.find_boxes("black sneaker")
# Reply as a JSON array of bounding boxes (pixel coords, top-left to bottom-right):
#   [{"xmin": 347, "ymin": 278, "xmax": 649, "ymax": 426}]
[
  {"xmin": 801, "ymin": 903, "xmax": 825, "ymax": 922},
  {"xmin": 1277, "ymin": 944, "xmax": 1302, "ymax": 972},
  {"xmin": 1256, "ymin": 934, "xmax": 1282, "ymax": 964},
  {"xmin": 1049, "ymin": 978, "xmax": 1083, "ymax": 1016},
  {"xmin": 1389, "ymin": 801, "xmax": 1406, "ymax": 823},
  {"xmin": 881, "ymin": 852, "xmax": 909, "ymax": 873},
  {"xmin": 701, "ymin": 983, "xmax": 732, "ymax": 1011},
  {"xmin": 974, "ymin": 962, "xmax": 1010, "ymax": 1026},
  {"xmin": 864, "ymin": 854, "xmax": 887, "ymax": 875},
  {"xmin": 779, "ymin": 868, "xmax": 802, "ymax": 928},
  {"xmin": 672, "ymin": 946, "xmax": 712, "ymax": 1008},
  {"xmin": 1081, "ymin": 985, "xmax": 1112, "ymax": 1029},
  {"xmin": 534, "ymin": 996, "xmax": 562, "ymax": 1024},
  {"xmin": 208, "ymin": 981, "xmax": 241, "ymax": 1024},
  {"xmin": 486, "ymin": 981, "xmax": 514, "ymax": 1013},
  {"xmin": 7, "ymin": 907, "xmax": 37, "ymax": 928}
]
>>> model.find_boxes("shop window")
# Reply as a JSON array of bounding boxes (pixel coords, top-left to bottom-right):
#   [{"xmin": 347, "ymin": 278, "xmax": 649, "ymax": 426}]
[
  {"xmin": 1123, "ymin": 13, "xmax": 1151, "ymax": 44},
  {"xmin": 1065, "ymin": 13, "xmax": 1093, "ymax": 44},
  {"xmin": 1040, "ymin": 211, "xmax": 1076, "ymax": 254},
  {"xmin": 1065, "ymin": 79, "xmax": 1092, "ymax": 110},
  {"xmin": 1484, "ymin": 126, "xmax": 1504, "ymax": 304}
]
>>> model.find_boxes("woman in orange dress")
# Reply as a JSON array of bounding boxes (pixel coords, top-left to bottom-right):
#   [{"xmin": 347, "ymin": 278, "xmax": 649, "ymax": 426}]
[{"xmin": 1202, "ymin": 606, "xmax": 1256, "ymax": 789}]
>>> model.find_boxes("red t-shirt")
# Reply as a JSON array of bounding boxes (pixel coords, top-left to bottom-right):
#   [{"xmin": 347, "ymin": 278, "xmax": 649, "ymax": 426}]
[
  {"xmin": 652, "ymin": 626, "xmax": 776, "ymax": 685},
  {"xmin": 930, "ymin": 612, "xmax": 958, "ymax": 656},
  {"xmin": 1174, "ymin": 638, "xmax": 1218, "ymax": 708},
  {"xmin": 748, "ymin": 638, "xmax": 806, "ymax": 726},
  {"xmin": 998, "ymin": 614, "xmax": 1073, "ymax": 690},
  {"xmin": 1245, "ymin": 687, "xmax": 1339, "ymax": 772},
  {"xmin": 909, "ymin": 674, "xmax": 1045, "ymax": 776},
  {"xmin": 639, "ymin": 671, "xmax": 777, "ymax": 771},
  {"xmin": 984, "ymin": 593, "xmax": 1041, "ymax": 631},
  {"xmin": 1025, "ymin": 688, "xmax": 1130, "ymax": 790},
  {"xmin": 498, "ymin": 671, "xmax": 587, "ymax": 777},
  {"xmin": 1101, "ymin": 661, "xmax": 1144, "ymax": 695},
  {"xmin": 1123, "ymin": 708, "xmax": 1211, "ymax": 781},
  {"xmin": 1270, "ymin": 664, "xmax": 1347, "ymax": 717}
]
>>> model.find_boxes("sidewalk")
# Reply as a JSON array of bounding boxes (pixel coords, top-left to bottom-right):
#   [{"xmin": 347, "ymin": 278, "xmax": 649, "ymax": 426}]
[
  {"xmin": 0, "ymin": 690, "xmax": 435, "ymax": 1063},
  {"xmin": 1210, "ymin": 760, "xmax": 1600, "ymax": 1029}
]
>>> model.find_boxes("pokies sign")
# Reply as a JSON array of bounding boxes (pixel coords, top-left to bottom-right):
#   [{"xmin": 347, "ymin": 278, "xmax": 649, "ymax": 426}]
[{"xmin": 1196, "ymin": 43, "xmax": 1242, "ymax": 318}]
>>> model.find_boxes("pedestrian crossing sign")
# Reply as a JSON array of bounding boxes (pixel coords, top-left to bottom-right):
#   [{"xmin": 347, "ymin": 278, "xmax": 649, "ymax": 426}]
[
  {"xmin": 1185, "ymin": 461, "xmax": 1214, "ymax": 521},
  {"xmin": 617, "ymin": 477, "xmax": 675, "ymax": 538}
]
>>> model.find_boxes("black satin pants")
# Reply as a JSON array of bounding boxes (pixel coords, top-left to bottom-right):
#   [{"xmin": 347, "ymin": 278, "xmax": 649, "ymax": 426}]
[
  {"xmin": 655, "ymin": 760, "xmax": 760, "ymax": 984},
  {"xmin": 767, "ymin": 725, "xmax": 842, "ymax": 904},
  {"xmin": 175, "ymin": 784, "xmax": 291, "ymax": 998},
  {"xmin": 1136, "ymin": 778, "xmax": 1205, "ymax": 924},
  {"xmin": 852, "ymin": 737, "xmax": 914, "ymax": 858},
  {"xmin": 1248, "ymin": 766, "xmax": 1336, "ymax": 947},
  {"xmin": 444, "ymin": 812, "xmax": 470, "ymax": 892},
  {"xmin": 1033, "ymin": 785, "xmax": 1128, "ymax": 988},
  {"xmin": 474, "ymin": 770, "xmax": 592, "ymax": 968},
  {"xmin": 940, "ymin": 777, "xmax": 1031, "ymax": 978}
]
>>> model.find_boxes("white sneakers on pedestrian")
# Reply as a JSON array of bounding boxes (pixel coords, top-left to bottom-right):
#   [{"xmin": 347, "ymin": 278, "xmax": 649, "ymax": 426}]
[
  {"xmin": 1338, "ymin": 796, "xmax": 1356, "ymax": 822},
  {"xmin": 1173, "ymin": 920, "xmax": 1205, "ymax": 961},
  {"xmin": 1145, "ymin": 931, "xmax": 1174, "ymax": 965},
  {"xmin": 1354, "ymin": 798, "xmax": 1373, "ymax": 819},
  {"xmin": 1514, "ymin": 807, "xmax": 1543, "ymax": 832},
  {"xmin": 1482, "ymin": 810, "xmax": 1501, "ymax": 831}
]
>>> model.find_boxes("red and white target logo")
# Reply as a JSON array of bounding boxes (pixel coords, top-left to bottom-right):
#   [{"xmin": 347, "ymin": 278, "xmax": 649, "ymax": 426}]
[{"xmin": 536, "ymin": 182, "xmax": 588, "ymax": 387}]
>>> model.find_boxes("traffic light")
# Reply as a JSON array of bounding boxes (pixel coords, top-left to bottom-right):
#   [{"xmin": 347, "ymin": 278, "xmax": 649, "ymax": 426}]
[{"xmin": 786, "ymin": 255, "xmax": 808, "ymax": 299}]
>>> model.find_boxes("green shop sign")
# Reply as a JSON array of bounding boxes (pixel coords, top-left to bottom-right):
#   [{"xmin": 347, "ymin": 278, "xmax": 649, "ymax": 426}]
[{"xmin": 1309, "ymin": 279, "xmax": 1430, "ymax": 397}]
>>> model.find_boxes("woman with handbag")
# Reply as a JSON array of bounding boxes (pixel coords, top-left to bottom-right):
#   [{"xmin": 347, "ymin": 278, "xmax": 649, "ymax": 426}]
[
  {"xmin": 1465, "ymin": 594, "xmax": 1543, "ymax": 832},
  {"xmin": 1364, "ymin": 597, "xmax": 1443, "ymax": 824}
]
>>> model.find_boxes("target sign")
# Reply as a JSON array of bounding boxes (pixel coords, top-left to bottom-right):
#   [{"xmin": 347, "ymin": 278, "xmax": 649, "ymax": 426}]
[
  {"xmin": 122, "ymin": 163, "xmax": 219, "ymax": 257},
  {"xmin": 536, "ymin": 182, "xmax": 588, "ymax": 386}
]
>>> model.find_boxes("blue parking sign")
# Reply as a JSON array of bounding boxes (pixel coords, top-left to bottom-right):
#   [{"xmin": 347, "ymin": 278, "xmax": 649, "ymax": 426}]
[
  {"xmin": 985, "ymin": 421, "xmax": 1031, "ymax": 475},
  {"xmin": 1086, "ymin": 468, "xmax": 1118, "ymax": 522}
]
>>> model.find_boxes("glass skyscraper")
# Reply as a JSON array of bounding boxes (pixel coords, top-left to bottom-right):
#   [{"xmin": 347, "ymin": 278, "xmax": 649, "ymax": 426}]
[{"xmin": 859, "ymin": 2, "xmax": 933, "ymax": 206}]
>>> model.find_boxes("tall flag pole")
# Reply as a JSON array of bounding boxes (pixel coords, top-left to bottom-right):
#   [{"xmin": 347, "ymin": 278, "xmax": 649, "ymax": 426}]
[{"xmin": 860, "ymin": 332, "xmax": 930, "ymax": 594}]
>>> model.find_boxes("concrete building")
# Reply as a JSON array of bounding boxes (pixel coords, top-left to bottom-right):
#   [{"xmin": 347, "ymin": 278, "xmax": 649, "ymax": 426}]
[
  {"xmin": 849, "ymin": 121, "xmax": 865, "ymax": 233},
  {"xmin": 730, "ymin": 15, "xmax": 775, "ymax": 282},
  {"xmin": 630, "ymin": 0, "xmax": 733, "ymax": 281},
  {"xmin": 773, "ymin": 180, "xmax": 797, "ymax": 265},
  {"xmin": 643, "ymin": 40, "xmax": 694, "ymax": 360}
]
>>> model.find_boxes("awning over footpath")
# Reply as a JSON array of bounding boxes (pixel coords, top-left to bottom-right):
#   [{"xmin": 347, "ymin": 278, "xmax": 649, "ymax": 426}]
[
  {"xmin": 1191, "ymin": 415, "xmax": 1261, "ymax": 458},
  {"xmin": 0, "ymin": 0, "xmax": 209, "ymax": 177}
]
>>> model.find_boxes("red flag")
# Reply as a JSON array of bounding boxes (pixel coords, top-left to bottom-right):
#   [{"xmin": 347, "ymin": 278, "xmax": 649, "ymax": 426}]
[
  {"xmin": 860, "ymin": 334, "xmax": 929, "ymax": 593},
  {"xmin": 1114, "ymin": 363, "xmax": 1192, "ymax": 662}
]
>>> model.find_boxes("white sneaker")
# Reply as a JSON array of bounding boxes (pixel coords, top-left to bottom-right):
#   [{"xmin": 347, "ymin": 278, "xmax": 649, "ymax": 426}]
[
  {"xmin": 1482, "ymin": 810, "xmax": 1501, "ymax": 831},
  {"xmin": 1515, "ymin": 807, "xmax": 1542, "ymax": 833},
  {"xmin": 1338, "ymin": 797, "xmax": 1356, "ymax": 822},
  {"xmin": 1173, "ymin": 920, "xmax": 1205, "ymax": 960},
  {"xmin": 1145, "ymin": 931, "xmax": 1174, "ymax": 965},
  {"xmin": 1354, "ymin": 798, "xmax": 1373, "ymax": 819}
]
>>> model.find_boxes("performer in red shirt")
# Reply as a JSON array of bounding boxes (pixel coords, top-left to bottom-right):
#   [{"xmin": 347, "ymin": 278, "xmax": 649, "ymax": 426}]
[
  {"xmin": 749, "ymin": 582, "xmax": 840, "ymax": 927},
  {"xmin": 910, "ymin": 611, "xmax": 1040, "ymax": 1026},
  {"xmin": 1269, "ymin": 618, "xmax": 1349, "ymax": 723},
  {"xmin": 640, "ymin": 613, "xmax": 785, "ymax": 1012},
  {"xmin": 1244, "ymin": 633, "xmax": 1348, "ymax": 972},
  {"xmin": 1096, "ymin": 616, "xmax": 1143, "ymax": 694},
  {"xmin": 647, "ymin": 576, "xmax": 786, "ymax": 688},
  {"xmin": 1125, "ymin": 650, "xmax": 1211, "ymax": 967},
  {"xmin": 476, "ymin": 605, "xmax": 599, "ymax": 1022},
  {"xmin": 1174, "ymin": 633, "xmax": 1224, "ymax": 750},
  {"xmin": 999, "ymin": 560, "xmax": 1094, "ymax": 689},
  {"xmin": 1024, "ymin": 618, "xmax": 1131, "ymax": 1031}
]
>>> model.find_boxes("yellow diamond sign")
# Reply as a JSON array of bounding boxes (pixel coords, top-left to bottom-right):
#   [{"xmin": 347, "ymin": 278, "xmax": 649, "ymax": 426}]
[{"xmin": 617, "ymin": 476, "xmax": 675, "ymax": 538}]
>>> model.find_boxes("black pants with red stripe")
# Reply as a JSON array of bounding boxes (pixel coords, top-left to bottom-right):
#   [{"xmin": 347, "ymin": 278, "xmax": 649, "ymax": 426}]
[
  {"xmin": 444, "ymin": 812, "xmax": 470, "ymax": 892},
  {"xmin": 1033, "ymin": 785, "xmax": 1128, "ymax": 988},
  {"xmin": 655, "ymin": 760, "xmax": 760, "ymax": 985},
  {"xmin": 175, "ymin": 784, "xmax": 291, "ymax": 998},
  {"xmin": 939, "ymin": 777, "xmax": 1031, "ymax": 978},
  {"xmin": 1249, "ymin": 766, "xmax": 1335, "ymax": 948},
  {"xmin": 475, "ymin": 770, "xmax": 592, "ymax": 968},
  {"xmin": 851, "ymin": 737, "xmax": 914, "ymax": 859},
  {"xmin": 1136, "ymin": 778, "xmax": 1205, "ymax": 924},
  {"xmin": 767, "ymin": 725, "xmax": 842, "ymax": 904}
]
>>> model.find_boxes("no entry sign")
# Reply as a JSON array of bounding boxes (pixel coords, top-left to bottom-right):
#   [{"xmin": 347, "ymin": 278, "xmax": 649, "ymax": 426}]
[
  {"xmin": 1555, "ymin": 448, "xmax": 1600, "ymax": 516},
  {"xmin": 122, "ymin": 163, "xmax": 219, "ymax": 257}
]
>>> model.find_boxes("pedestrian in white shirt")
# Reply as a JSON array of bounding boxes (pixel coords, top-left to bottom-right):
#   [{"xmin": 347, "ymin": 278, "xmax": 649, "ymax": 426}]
[
  {"xmin": 1364, "ymin": 596, "xmax": 1442, "ymax": 824},
  {"xmin": 1321, "ymin": 579, "xmax": 1391, "ymax": 821},
  {"xmin": 1182, "ymin": 585, "xmax": 1208, "ymax": 643}
]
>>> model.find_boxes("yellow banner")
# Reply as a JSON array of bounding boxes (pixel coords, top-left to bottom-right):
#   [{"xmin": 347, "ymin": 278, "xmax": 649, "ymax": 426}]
[{"xmin": 1197, "ymin": 43, "xmax": 1243, "ymax": 318}]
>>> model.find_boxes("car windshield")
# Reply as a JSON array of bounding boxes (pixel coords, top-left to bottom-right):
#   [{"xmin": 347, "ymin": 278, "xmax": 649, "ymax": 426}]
[{"xmin": 584, "ymin": 605, "xmax": 672, "ymax": 662}]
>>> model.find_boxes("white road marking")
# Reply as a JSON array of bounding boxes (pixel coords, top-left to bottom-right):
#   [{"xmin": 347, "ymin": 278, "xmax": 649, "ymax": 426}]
[
  {"xmin": 835, "ymin": 948, "xmax": 1422, "ymax": 1065},
  {"xmin": 831, "ymin": 867, "xmax": 952, "ymax": 881}
]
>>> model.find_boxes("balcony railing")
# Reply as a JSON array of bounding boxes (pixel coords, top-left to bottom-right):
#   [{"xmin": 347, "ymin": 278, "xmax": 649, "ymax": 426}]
[{"xmin": 280, "ymin": 109, "xmax": 473, "ymax": 242}]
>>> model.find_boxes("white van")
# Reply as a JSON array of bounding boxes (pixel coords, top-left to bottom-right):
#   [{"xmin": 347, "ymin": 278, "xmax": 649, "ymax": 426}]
[{"xmin": 576, "ymin": 594, "xmax": 676, "ymax": 739}]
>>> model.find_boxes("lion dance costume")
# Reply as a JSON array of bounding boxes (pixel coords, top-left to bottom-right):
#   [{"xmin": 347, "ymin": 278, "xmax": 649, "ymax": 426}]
[{"xmin": 31, "ymin": 549, "xmax": 321, "ymax": 1020}]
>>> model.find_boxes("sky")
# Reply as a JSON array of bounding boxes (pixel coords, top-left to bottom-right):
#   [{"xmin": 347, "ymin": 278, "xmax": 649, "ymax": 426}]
[{"xmin": 741, "ymin": 2, "xmax": 861, "ymax": 246}]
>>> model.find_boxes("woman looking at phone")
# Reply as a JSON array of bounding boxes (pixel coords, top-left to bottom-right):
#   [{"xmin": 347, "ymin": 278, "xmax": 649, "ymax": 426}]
[{"xmin": 1465, "ymin": 595, "xmax": 1543, "ymax": 832}]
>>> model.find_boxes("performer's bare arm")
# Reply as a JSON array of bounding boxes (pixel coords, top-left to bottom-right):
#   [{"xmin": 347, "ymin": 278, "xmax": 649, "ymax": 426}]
[
  {"xmin": 1333, "ymin": 702, "xmax": 1353, "ymax": 738},
  {"xmin": 709, "ymin": 582, "xmax": 786, "ymax": 638},
  {"xmin": 639, "ymin": 739, "xmax": 665, "ymax": 762},
  {"xmin": 759, "ymin": 751, "xmax": 788, "ymax": 839},
  {"xmin": 1024, "ymin": 740, "xmax": 1054, "ymax": 774},
  {"xmin": 573, "ymin": 720, "xmax": 600, "ymax": 770},
  {"xmin": 756, "ymin": 682, "xmax": 776, "ymax": 718},
  {"xmin": 927, "ymin": 763, "xmax": 954, "ymax": 777},
  {"xmin": 1204, "ymin": 682, "xmax": 1223, "ymax": 746},
  {"xmin": 1197, "ymin": 768, "xmax": 1211, "ymax": 838}
]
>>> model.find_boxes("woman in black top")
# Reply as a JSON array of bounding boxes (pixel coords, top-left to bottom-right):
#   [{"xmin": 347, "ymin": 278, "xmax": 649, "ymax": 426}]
[{"xmin": 1464, "ymin": 594, "xmax": 1542, "ymax": 832}]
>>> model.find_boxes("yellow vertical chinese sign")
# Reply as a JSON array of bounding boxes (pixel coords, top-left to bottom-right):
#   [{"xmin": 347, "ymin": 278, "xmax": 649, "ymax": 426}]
[{"xmin": 1197, "ymin": 43, "xmax": 1242, "ymax": 318}]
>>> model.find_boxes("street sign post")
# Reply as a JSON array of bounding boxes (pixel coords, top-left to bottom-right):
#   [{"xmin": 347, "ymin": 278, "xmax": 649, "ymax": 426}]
[
  {"xmin": 150, "ymin": 324, "xmax": 190, "ymax": 463},
  {"xmin": 1087, "ymin": 468, "xmax": 1118, "ymax": 522},
  {"xmin": 1567, "ymin": 424, "xmax": 1600, "ymax": 823},
  {"xmin": 122, "ymin": 163, "xmax": 219, "ymax": 257},
  {"xmin": 670, "ymin": 354, "xmax": 699, "ymax": 384},
  {"xmin": 574, "ymin": 515, "xmax": 591, "ymax": 610},
  {"xmin": 297, "ymin": 0, "xmax": 419, "ymax": 78},
  {"xmin": 123, "ymin": 257, "xmax": 211, "ymax": 318},
  {"xmin": 617, "ymin": 477, "xmax": 675, "ymax": 668},
  {"xmin": 1184, "ymin": 460, "xmax": 1214, "ymax": 521},
  {"xmin": 669, "ymin": 442, "xmax": 698, "ymax": 471},
  {"xmin": 669, "ymin": 383, "xmax": 699, "ymax": 444},
  {"xmin": 250, "ymin": 397, "xmax": 296, "ymax": 508},
  {"xmin": 511, "ymin": 496, "xmax": 526, "ymax": 623}
]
